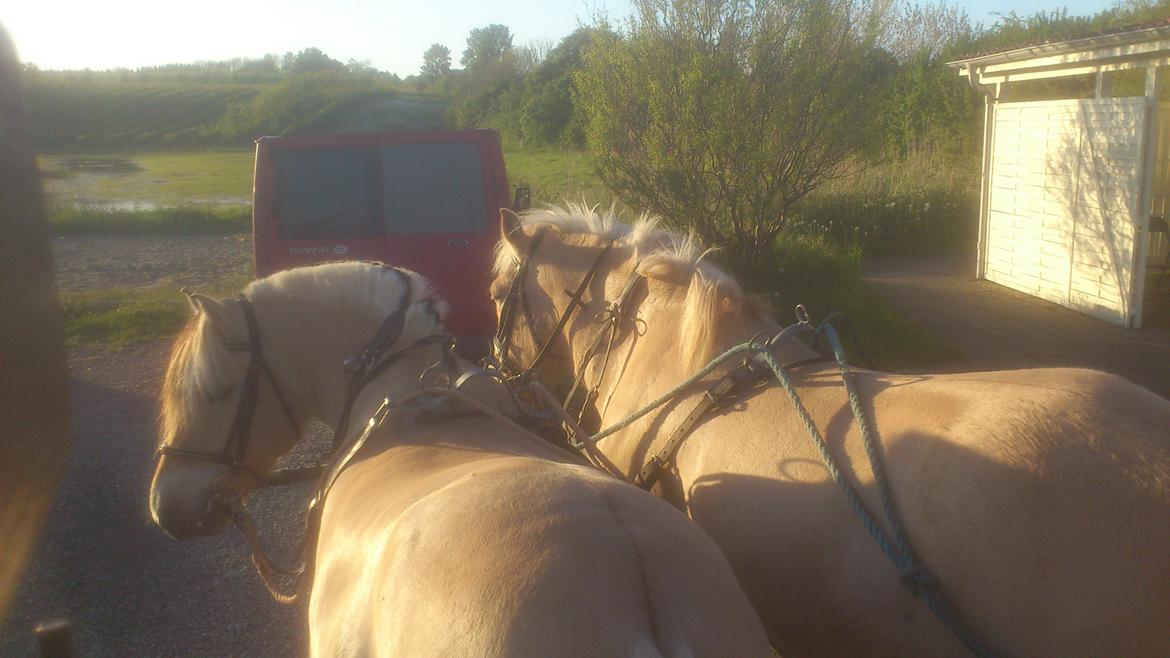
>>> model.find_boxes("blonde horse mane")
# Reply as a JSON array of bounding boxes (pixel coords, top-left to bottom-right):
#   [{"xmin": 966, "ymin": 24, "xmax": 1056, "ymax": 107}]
[
  {"xmin": 495, "ymin": 202, "xmax": 769, "ymax": 371},
  {"xmin": 160, "ymin": 262, "xmax": 448, "ymax": 442}
]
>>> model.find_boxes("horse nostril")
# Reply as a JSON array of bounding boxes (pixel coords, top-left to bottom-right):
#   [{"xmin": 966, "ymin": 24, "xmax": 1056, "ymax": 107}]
[
  {"xmin": 152, "ymin": 487, "xmax": 233, "ymax": 540},
  {"xmin": 153, "ymin": 503, "xmax": 202, "ymax": 540}
]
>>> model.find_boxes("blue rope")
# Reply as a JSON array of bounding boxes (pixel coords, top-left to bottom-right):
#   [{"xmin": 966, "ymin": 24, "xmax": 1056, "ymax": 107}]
[{"xmin": 586, "ymin": 318, "xmax": 1000, "ymax": 657}]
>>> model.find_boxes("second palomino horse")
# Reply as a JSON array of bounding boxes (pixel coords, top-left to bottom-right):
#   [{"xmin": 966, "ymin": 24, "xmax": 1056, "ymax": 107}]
[{"xmin": 492, "ymin": 203, "xmax": 1170, "ymax": 657}]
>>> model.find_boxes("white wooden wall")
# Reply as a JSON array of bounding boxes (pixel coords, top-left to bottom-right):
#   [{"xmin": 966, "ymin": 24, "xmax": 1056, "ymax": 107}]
[{"xmin": 985, "ymin": 97, "xmax": 1148, "ymax": 325}]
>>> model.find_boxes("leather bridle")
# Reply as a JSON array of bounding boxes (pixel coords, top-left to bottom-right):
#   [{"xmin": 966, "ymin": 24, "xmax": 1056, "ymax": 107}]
[
  {"xmin": 157, "ymin": 297, "xmax": 303, "ymax": 483},
  {"xmin": 157, "ymin": 267, "xmax": 421, "ymax": 486},
  {"xmin": 492, "ymin": 230, "xmax": 623, "ymax": 383},
  {"xmin": 491, "ymin": 231, "xmax": 650, "ymax": 433}
]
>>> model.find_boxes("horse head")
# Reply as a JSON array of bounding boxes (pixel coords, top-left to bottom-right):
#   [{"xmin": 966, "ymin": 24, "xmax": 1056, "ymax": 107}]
[
  {"xmin": 150, "ymin": 262, "xmax": 447, "ymax": 539},
  {"xmin": 491, "ymin": 203, "xmax": 766, "ymax": 419}
]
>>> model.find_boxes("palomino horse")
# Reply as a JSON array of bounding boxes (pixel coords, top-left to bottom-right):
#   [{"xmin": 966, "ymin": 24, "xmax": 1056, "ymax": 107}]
[
  {"xmin": 149, "ymin": 262, "xmax": 771, "ymax": 657},
  {"xmin": 491, "ymin": 204, "xmax": 1170, "ymax": 657}
]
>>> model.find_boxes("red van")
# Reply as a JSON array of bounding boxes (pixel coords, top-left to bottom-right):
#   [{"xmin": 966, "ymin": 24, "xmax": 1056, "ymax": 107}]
[{"xmin": 252, "ymin": 130, "xmax": 526, "ymax": 339}]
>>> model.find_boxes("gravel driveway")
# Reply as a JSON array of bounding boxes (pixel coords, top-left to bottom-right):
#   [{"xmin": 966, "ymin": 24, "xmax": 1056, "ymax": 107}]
[
  {"xmin": 51, "ymin": 234, "xmax": 253, "ymax": 292},
  {"xmin": 1, "ymin": 235, "xmax": 310, "ymax": 656}
]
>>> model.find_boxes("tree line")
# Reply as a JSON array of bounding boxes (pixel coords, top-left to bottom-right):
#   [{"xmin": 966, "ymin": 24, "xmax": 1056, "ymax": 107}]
[
  {"xmin": 24, "ymin": 47, "xmax": 395, "ymax": 86},
  {"xmin": 429, "ymin": 0, "xmax": 1170, "ymax": 258}
]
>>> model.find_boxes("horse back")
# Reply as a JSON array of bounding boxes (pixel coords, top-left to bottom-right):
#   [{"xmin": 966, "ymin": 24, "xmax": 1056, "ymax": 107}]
[{"xmin": 312, "ymin": 442, "xmax": 771, "ymax": 657}]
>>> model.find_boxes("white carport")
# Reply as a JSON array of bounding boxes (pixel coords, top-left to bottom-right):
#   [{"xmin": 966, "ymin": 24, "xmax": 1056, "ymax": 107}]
[{"xmin": 952, "ymin": 22, "xmax": 1170, "ymax": 327}]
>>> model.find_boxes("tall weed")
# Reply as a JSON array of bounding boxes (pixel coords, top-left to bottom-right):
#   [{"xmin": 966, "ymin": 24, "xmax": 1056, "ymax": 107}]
[{"xmin": 791, "ymin": 150, "xmax": 979, "ymax": 257}]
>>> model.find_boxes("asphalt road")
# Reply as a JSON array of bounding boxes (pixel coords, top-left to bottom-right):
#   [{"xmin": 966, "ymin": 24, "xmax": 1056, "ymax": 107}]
[{"xmin": 1, "ymin": 340, "xmax": 311, "ymax": 656}]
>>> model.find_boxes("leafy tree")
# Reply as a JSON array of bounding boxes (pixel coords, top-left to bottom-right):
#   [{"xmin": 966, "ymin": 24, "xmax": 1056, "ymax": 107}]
[
  {"xmin": 346, "ymin": 58, "xmax": 377, "ymax": 75},
  {"xmin": 285, "ymin": 47, "xmax": 346, "ymax": 74},
  {"xmin": 515, "ymin": 38, "xmax": 555, "ymax": 75},
  {"xmin": 421, "ymin": 43, "xmax": 452, "ymax": 78},
  {"xmin": 521, "ymin": 29, "xmax": 602, "ymax": 146},
  {"xmin": 461, "ymin": 24, "xmax": 513, "ymax": 69},
  {"xmin": 576, "ymin": 0, "xmax": 891, "ymax": 258},
  {"xmin": 881, "ymin": 1, "xmax": 973, "ymax": 62},
  {"xmin": 452, "ymin": 28, "xmax": 602, "ymax": 147}
]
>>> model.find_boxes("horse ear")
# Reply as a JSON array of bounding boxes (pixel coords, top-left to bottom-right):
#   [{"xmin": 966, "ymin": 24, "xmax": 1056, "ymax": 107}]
[
  {"xmin": 499, "ymin": 208, "xmax": 529, "ymax": 251},
  {"xmin": 184, "ymin": 290, "xmax": 230, "ymax": 327}
]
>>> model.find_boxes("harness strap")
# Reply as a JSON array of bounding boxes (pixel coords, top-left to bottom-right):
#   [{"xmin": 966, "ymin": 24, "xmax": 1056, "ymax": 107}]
[
  {"xmin": 562, "ymin": 270, "xmax": 646, "ymax": 423},
  {"xmin": 633, "ymin": 353, "xmax": 832, "ymax": 490},
  {"xmin": 235, "ymin": 344, "xmax": 589, "ymax": 604},
  {"xmin": 494, "ymin": 230, "xmax": 547, "ymax": 367},
  {"xmin": 331, "ymin": 278, "xmax": 415, "ymax": 451},
  {"xmin": 635, "ymin": 371, "xmax": 742, "ymax": 490},
  {"xmin": 157, "ymin": 297, "xmax": 302, "ymax": 479}
]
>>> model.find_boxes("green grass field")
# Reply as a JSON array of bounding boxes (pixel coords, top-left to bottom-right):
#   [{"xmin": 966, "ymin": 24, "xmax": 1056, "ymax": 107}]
[
  {"xmin": 40, "ymin": 151, "xmax": 254, "ymax": 205},
  {"xmin": 60, "ymin": 274, "xmax": 251, "ymax": 347},
  {"xmin": 503, "ymin": 146, "xmax": 620, "ymax": 209}
]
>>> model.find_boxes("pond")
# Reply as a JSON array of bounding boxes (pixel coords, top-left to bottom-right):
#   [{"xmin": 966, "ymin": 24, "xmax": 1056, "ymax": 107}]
[{"xmin": 56, "ymin": 157, "xmax": 144, "ymax": 176}]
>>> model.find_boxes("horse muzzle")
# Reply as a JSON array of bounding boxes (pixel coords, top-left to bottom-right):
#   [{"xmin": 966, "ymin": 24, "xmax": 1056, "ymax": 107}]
[{"xmin": 149, "ymin": 461, "xmax": 235, "ymax": 540}]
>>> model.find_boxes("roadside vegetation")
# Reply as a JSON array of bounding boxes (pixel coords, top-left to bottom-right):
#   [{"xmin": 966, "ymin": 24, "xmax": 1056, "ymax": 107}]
[
  {"xmin": 60, "ymin": 275, "xmax": 250, "ymax": 347},
  {"xmin": 49, "ymin": 205, "xmax": 249, "ymax": 236},
  {"xmin": 36, "ymin": 1, "xmax": 1170, "ymax": 357}
]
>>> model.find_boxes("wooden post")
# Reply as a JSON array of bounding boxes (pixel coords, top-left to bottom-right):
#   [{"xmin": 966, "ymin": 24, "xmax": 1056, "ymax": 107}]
[
  {"xmin": 1133, "ymin": 65, "xmax": 1165, "ymax": 327},
  {"xmin": 1095, "ymin": 69, "xmax": 1113, "ymax": 99},
  {"xmin": 975, "ymin": 78, "xmax": 1001, "ymax": 281}
]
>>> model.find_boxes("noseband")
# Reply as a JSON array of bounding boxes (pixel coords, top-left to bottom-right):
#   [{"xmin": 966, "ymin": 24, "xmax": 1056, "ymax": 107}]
[{"xmin": 157, "ymin": 297, "xmax": 302, "ymax": 482}]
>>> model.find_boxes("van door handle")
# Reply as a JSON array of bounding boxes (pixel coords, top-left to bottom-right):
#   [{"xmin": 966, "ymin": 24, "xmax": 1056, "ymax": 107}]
[{"xmin": 447, "ymin": 239, "xmax": 469, "ymax": 247}]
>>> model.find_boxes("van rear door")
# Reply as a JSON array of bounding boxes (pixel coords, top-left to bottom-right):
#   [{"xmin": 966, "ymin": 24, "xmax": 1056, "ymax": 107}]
[
  {"xmin": 377, "ymin": 139, "xmax": 498, "ymax": 337},
  {"xmin": 253, "ymin": 131, "xmax": 508, "ymax": 337}
]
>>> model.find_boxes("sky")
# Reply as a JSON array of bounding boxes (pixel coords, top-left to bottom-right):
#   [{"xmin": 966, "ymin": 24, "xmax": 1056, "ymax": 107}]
[{"xmin": 1, "ymin": 0, "xmax": 1133, "ymax": 79}]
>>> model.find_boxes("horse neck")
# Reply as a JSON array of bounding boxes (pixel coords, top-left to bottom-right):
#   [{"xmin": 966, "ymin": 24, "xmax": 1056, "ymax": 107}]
[
  {"xmin": 574, "ymin": 283, "xmax": 819, "ymax": 437},
  {"xmin": 249, "ymin": 300, "xmax": 378, "ymax": 429}
]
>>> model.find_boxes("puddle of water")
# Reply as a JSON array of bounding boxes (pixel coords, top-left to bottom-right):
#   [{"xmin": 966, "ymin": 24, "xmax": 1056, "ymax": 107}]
[
  {"xmin": 75, "ymin": 200, "xmax": 164, "ymax": 211},
  {"xmin": 57, "ymin": 158, "xmax": 143, "ymax": 176},
  {"xmin": 67, "ymin": 197, "xmax": 250, "ymax": 212}
]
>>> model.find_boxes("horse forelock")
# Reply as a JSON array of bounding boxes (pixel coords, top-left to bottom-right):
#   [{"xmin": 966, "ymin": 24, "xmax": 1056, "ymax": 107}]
[
  {"xmin": 159, "ymin": 313, "xmax": 233, "ymax": 445},
  {"xmin": 496, "ymin": 202, "xmax": 758, "ymax": 371},
  {"xmin": 492, "ymin": 202, "xmax": 661, "ymax": 276}
]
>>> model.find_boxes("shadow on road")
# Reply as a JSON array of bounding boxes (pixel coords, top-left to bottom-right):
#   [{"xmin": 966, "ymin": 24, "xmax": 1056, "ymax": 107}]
[{"xmin": 1, "ymin": 372, "xmax": 307, "ymax": 656}]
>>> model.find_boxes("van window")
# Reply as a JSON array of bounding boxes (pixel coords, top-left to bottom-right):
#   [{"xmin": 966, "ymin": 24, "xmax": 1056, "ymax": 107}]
[
  {"xmin": 381, "ymin": 143, "xmax": 487, "ymax": 234},
  {"xmin": 276, "ymin": 149, "xmax": 378, "ymax": 240}
]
